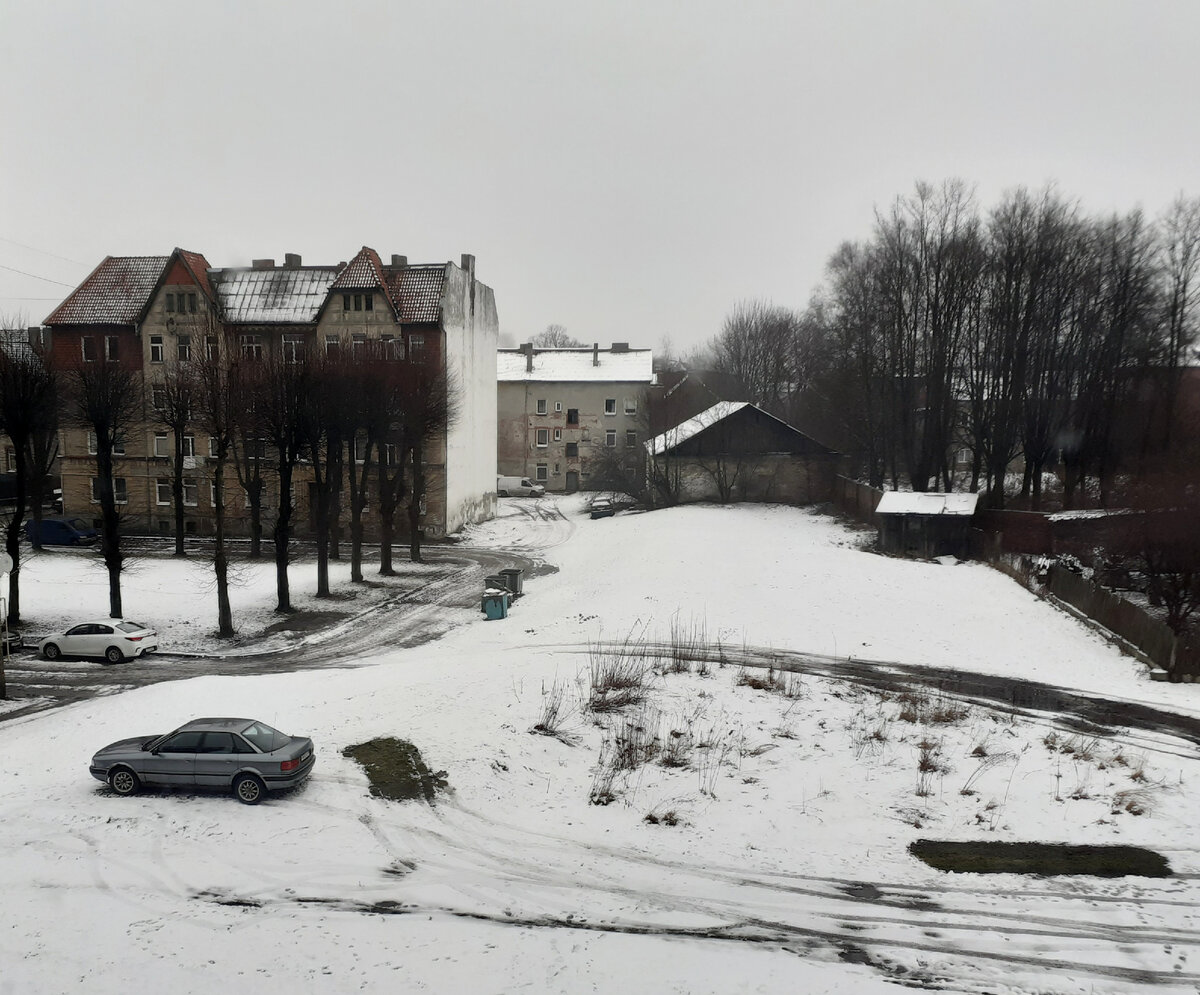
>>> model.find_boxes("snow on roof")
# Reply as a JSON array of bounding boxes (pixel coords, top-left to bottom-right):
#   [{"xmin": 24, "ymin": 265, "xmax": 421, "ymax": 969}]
[
  {"xmin": 387, "ymin": 264, "xmax": 445, "ymax": 323},
  {"xmin": 875, "ymin": 491, "xmax": 980, "ymax": 516},
  {"xmin": 645, "ymin": 400, "xmax": 749, "ymax": 456},
  {"xmin": 213, "ymin": 266, "xmax": 341, "ymax": 324},
  {"xmin": 44, "ymin": 256, "xmax": 169, "ymax": 325},
  {"xmin": 497, "ymin": 347, "xmax": 654, "ymax": 383}
]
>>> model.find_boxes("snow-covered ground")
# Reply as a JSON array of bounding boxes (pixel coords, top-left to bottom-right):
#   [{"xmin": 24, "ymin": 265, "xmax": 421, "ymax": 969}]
[{"xmin": 2, "ymin": 497, "xmax": 1199, "ymax": 994}]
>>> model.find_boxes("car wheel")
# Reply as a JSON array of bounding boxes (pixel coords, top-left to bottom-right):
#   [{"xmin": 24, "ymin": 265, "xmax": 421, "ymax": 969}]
[
  {"xmin": 497, "ymin": 490, "xmax": 508, "ymax": 497},
  {"xmin": 42, "ymin": 642, "xmax": 60, "ymax": 661},
  {"xmin": 103, "ymin": 646, "xmax": 125, "ymax": 664},
  {"xmin": 109, "ymin": 767, "xmax": 140, "ymax": 797},
  {"xmin": 233, "ymin": 774, "xmax": 265, "ymax": 805}
]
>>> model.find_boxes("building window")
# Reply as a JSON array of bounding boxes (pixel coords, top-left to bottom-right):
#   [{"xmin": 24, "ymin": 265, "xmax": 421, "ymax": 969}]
[
  {"xmin": 553, "ymin": 429, "xmax": 562, "ymax": 441},
  {"xmin": 325, "ymin": 334, "xmax": 341, "ymax": 357},
  {"xmin": 555, "ymin": 401, "xmax": 562, "ymax": 412},
  {"xmin": 150, "ymin": 335, "xmax": 164, "ymax": 363},
  {"xmin": 352, "ymin": 333, "xmax": 366, "ymax": 356},
  {"xmin": 566, "ymin": 408, "xmax": 579, "ymax": 425},
  {"xmin": 208, "ymin": 436, "xmax": 217, "ymax": 457},
  {"xmin": 604, "ymin": 398, "xmax": 616, "ymax": 415},
  {"xmin": 87, "ymin": 432, "xmax": 124, "ymax": 456},
  {"xmin": 181, "ymin": 435, "xmax": 196, "ymax": 458},
  {"xmin": 535, "ymin": 428, "xmax": 549, "ymax": 448},
  {"xmin": 342, "ymin": 294, "xmax": 351, "ymax": 310},
  {"xmin": 535, "ymin": 464, "xmax": 548, "ymax": 482},
  {"xmin": 81, "ymin": 337, "xmax": 97, "ymax": 362},
  {"xmin": 626, "ymin": 430, "xmax": 637, "ymax": 447},
  {"xmin": 92, "ymin": 477, "xmax": 128, "ymax": 504},
  {"xmin": 209, "ymin": 481, "xmax": 218, "ymax": 507},
  {"xmin": 354, "ymin": 294, "xmax": 363, "ymax": 311},
  {"xmin": 241, "ymin": 334, "xmax": 263, "ymax": 359},
  {"xmin": 565, "ymin": 442, "xmax": 578, "ymax": 458},
  {"xmin": 282, "ymin": 334, "xmax": 305, "ymax": 364},
  {"xmin": 536, "ymin": 399, "xmax": 547, "ymax": 415},
  {"xmin": 182, "ymin": 479, "xmax": 198, "ymax": 507},
  {"xmin": 380, "ymin": 334, "xmax": 403, "ymax": 360},
  {"xmin": 5, "ymin": 446, "xmax": 16, "ymax": 472},
  {"xmin": 156, "ymin": 479, "xmax": 171, "ymax": 505},
  {"xmin": 188, "ymin": 293, "xmax": 197, "ymax": 313},
  {"xmin": 152, "ymin": 384, "xmax": 167, "ymax": 410},
  {"xmin": 364, "ymin": 294, "xmax": 373, "ymax": 311},
  {"xmin": 165, "ymin": 293, "xmax": 175, "ymax": 313},
  {"xmin": 354, "ymin": 435, "xmax": 368, "ymax": 462},
  {"xmin": 605, "ymin": 429, "xmax": 617, "ymax": 447},
  {"xmin": 205, "ymin": 335, "xmax": 219, "ymax": 360},
  {"xmin": 105, "ymin": 336, "xmax": 119, "ymax": 361},
  {"xmin": 177, "ymin": 335, "xmax": 191, "ymax": 362},
  {"xmin": 154, "ymin": 433, "xmax": 169, "ymax": 458},
  {"xmin": 408, "ymin": 333, "xmax": 425, "ymax": 361},
  {"xmin": 624, "ymin": 397, "xmax": 638, "ymax": 415}
]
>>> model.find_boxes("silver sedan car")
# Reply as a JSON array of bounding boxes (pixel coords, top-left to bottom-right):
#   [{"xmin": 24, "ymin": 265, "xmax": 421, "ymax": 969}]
[
  {"xmin": 40, "ymin": 619, "xmax": 158, "ymax": 663},
  {"xmin": 89, "ymin": 717, "xmax": 316, "ymax": 804}
]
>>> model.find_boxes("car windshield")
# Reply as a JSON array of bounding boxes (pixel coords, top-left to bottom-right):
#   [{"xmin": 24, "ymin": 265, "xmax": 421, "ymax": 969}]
[
  {"xmin": 240, "ymin": 722, "xmax": 287, "ymax": 752},
  {"xmin": 68, "ymin": 519, "xmax": 90, "ymax": 530},
  {"xmin": 116, "ymin": 622, "xmax": 146, "ymax": 633}
]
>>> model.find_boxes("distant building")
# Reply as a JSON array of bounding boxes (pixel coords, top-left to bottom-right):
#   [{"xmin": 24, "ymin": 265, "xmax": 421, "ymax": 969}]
[
  {"xmin": 874, "ymin": 491, "xmax": 979, "ymax": 559},
  {"xmin": 42, "ymin": 246, "xmax": 498, "ymax": 538},
  {"xmin": 645, "ymin": 401, "xmax": 840, "ymax": 506},
  {"xmin": 497, "ymin": 343, "xmax": 655, "ymax": 493}
]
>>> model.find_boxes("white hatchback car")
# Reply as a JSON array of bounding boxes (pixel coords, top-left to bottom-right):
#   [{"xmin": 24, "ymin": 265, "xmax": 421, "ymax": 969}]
[{"xmin": 39, "ymin": 620, "xmax": 159, "ymax": 664}]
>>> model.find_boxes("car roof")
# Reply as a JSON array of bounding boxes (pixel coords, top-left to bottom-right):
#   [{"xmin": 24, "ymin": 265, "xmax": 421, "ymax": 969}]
[
  {"xmin": 176, "ymin": 718, "xmax": 257, "ymax": 733},
  {"xmin": 77, "ymin": 619, "xmax": 147, "ymax": 627}
]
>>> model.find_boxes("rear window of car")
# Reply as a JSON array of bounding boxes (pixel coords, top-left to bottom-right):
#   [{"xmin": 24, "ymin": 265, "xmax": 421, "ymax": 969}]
[
  {"xmin": 117, "ymin": 622, "xmax": 146, "ymax": 633},
  {"xmin": 241, "ymin": 722, "xmax": 287, "ymax": 752}
]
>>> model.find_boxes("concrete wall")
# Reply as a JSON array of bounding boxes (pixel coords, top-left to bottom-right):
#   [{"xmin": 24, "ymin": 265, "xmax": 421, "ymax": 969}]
[
  {"xmin": 441, "ymin": 260, "xmax": 498, "ymax": 533},
  {"xmin": 656, "ymin": 454, "xmax": 837, "ymax": 505},
  {"xmin": 497, "ymin": 380, "xmax": 648, "ymax": 491}
]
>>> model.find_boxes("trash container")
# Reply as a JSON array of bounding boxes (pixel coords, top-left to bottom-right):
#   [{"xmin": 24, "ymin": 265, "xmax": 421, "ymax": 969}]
[
  {"xmin": 485, "ymin": 574, "xmax": 509, "ymax": 592},
  {"xmin": 482, "ymin": 593, "xmax": 508, "ymax": 620},
  {"xmin": 499, "ymin": 568, "xmax": 524, "ymax": 597}
]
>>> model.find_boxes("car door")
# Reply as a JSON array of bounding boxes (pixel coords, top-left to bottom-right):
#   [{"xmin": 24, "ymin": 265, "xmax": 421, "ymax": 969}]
[
  {"xmin": 62, "ymin": 623, "xmax": 99, "ymax": 656},
  {"xmin": 138, "ymin": 730, "xmax": 201, "ymax": 786},
  {"xmin": 90, "ymin": 623, "xmax": 117, "ymax": 657},
  {"xmin": 193, "ymin": 731, "xmax": 240, "ymax": 787}
]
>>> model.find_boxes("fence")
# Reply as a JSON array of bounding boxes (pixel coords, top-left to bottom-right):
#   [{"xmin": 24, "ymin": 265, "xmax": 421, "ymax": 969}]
[{"xmin": 832, "ymin": 476, "xmax": 884, "ymax": 526}]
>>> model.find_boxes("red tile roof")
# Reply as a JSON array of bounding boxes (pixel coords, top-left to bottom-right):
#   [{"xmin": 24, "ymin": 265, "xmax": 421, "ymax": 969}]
[
  {"xmin": 331, "ymin": 246, "xmax": 388, "ymax": 293},
  {"xmin": 176, "ymin": 249, "xmax": 215, "ymax": 300},
  {"xmin": 44, "ymin": 255, "xmax": 169, "ymax": 325},
  {"xmin": 385, "ymin": 264, "xmax": 445, "ymax": 323}
]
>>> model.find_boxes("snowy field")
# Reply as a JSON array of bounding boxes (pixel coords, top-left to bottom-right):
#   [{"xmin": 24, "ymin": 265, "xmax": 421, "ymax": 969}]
[{"xmin": 2, "ymin": 497, "xmax": 1200, "ymax": 994}]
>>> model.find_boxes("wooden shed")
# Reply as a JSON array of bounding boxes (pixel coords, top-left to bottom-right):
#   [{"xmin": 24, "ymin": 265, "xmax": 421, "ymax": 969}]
[{"xmin": 875, "ymin": 491, "xmax": 979, "ymax": 559}]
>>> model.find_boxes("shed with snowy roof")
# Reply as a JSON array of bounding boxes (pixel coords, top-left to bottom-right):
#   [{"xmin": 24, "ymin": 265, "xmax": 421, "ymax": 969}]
[
  {"xmin": 874, "ymin": 490, "xmax": 980, "ymax": 559},
  {"xmin": 645, "ymin": 401, "xmax": 840, "ymax": 506}
]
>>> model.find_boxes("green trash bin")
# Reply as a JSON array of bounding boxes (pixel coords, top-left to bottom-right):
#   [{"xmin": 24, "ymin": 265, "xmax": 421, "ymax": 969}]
[{"xmin": 482, "ymin": 594, "xmax": 508, "ymax": 620}]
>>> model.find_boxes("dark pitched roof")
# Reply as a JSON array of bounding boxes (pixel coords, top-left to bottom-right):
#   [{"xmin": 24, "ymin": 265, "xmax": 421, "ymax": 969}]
[
  {"xmin": 44, "ymin": 255, "xmax": 169, "ymax": 325},
  {"xmin": 212, "ymin": 265, "xmax": 342, "ymax": 324},
  {"xmin": 385, "ymin": 264, "xmax": 445, "ymax": 323}
]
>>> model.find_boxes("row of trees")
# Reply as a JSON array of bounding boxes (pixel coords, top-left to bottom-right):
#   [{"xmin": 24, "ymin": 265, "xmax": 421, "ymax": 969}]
[
  {"xmin": 0, "ymin": 320, "xmax": 452, "ymax": 656},
  {"xmin": 705, "ymin": 182, "xmax": 1200, "ymax": 510}
]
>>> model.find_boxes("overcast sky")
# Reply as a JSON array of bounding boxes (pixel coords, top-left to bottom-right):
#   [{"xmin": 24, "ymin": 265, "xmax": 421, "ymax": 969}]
[{"xmin": 2, "ymin": 1, "xmax": 1197, "ymax": 353}]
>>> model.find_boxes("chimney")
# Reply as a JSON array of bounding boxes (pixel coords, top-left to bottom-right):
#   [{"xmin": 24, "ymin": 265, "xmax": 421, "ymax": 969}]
[
  {"xmin": 520, "ymin": 342, "xmax": 534, "ymax": 373},
  {"xmin": 593, "ymin": 342, "xmax": 599, "ymax": 367},
  {"xmin": 460, "ymin": 253, "xmax": 475, "ymax": 281},
  {"xmin": 391, "ymin": 254, "xmax": 407, "ymax": 268},
  {"xmin": 284, "ymin": 253, "xmax": 301, "ymax": 268},
  {"xmin": 252, "ymin": 258, "xmax": 275, "ymax": 270},
  {"xmin": 611, "ymin": 342, "xmax": 629, "ymax": 353}
]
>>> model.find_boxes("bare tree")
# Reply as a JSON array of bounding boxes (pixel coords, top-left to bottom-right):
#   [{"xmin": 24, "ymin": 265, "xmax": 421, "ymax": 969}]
[
  {"xmin": 191, "ymin": 347, "xmax": 238, "ymax": 636},
  {"xmin": 68, "ymin": 354, "xmax": 141, "ymax": 618},
  {"xmin": 155, "ymin": 357, "xmax": 197, "ymax": 555},
  {"xmin": 399, "ymin": 363, "xmax": 456, "ymax": 563},
  {"xmin": 709, "ymin": 300, "xmax": 798, "ymax": 415},
  {"xmin": 0, "ymin": 326, "xmax": 57, "ymax": 636},
  {"xmin": 229, "ymin": 348, "xmax": 270, "ymax": 559},
  {"xmin": 531, "ymin": 324, "xmax": 583, "ymax": 348}
]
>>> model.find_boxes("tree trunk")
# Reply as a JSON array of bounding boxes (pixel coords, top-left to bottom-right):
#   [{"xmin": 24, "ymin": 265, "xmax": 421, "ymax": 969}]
[
  {"xmin": 173, "ymin": 433, "xmax": 186, "ymax": 556},
  {"xmin": 214, "ymin": 460, "xmax": 233, "ymax": 637},
  {"xmin": 274, "ymin": 463, "xmax": 293, "ymax": 613}
]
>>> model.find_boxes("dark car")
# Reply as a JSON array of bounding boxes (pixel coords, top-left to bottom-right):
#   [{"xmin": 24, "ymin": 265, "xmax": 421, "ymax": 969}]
[
  {"xmin": 25, "ymin": 517, "xmax": 99, "ymax": 546},
  {"xmin": 89, "ymin": 717, "xmax": 316, "ymax": 805}
]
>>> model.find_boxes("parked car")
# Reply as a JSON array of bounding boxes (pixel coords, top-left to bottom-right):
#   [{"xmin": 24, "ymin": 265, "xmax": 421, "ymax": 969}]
[
  {"xmin": 39, "ymin": 619, "xmax": 158, "ymax": 663},
  {"xmin": 24, "ymin": 517, "xmax": 99, "ymax": 546},
  {"xmin": 497, "ymin": 475, "xmax": 545, "ymax": 497},
  {"xmin": 1, "ymin": 629, "xmax": 22, "ymax": 654},
  {"xmin": 89, "ymin": 717, "xmax": 316, "ymax": 805},
  {"xmin": 588, "ymin": 494, "xmax": 639, "ymax": 519}
]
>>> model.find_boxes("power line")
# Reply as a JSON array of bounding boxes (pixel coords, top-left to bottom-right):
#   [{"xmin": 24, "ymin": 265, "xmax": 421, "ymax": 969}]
[
  {"xmin": 0, "ymin": 236, "xmax": 86, "ymax": 266},
  {"xmin": 0, "ymin": 263, "xmax": 76, "ymax": 287}
]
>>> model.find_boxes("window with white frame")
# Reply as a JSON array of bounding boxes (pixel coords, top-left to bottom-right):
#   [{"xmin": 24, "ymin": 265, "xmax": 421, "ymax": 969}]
[
  {"xmin": 156, "ymin": 479, "xmax": 171, "ymax": 505},
  {"xmin": 536, "ymin": 399, "xmax": 547, "ymax": 415},
  {"xmin": 555, "ymin": 401, "xmax": 562, "ymax": 412},
  {"xmin": 605, "ymin": 429, "xmax": 616, "ymax": 447},
  {"xmin": 535, "ymin": 464, "xmax": 548, "ymax": 481},
  {"xmin": 154, "ymin": 434, "xmax": 169, "ymax": 458},
  {"xmin": 604, "ymin": 398, "xmax": 616, "ymax": 415},
  {"xmin": 81, "ymin": 337, "xmax": 97, "ymax": 362},
  {"xmin": 182, "ymin": 479, "xmax": 198, "ymax": 507},
  {"xmin": 282, "ymin": 333, "xmax": 305, "ymax": 364},
  {"xmin": 88, "ymin": 431, "xmax": 125, "ymax": 455},
  {"xmin": 92, "ymin": 477, "xmax": 128, "ymax": 504},
  {"xmin": 553, "ymin": 428, "xmax": 562, "ymax": 441},
  {"xmin": 150, "ymin": 335, "xmax": 164, "ymax": 363},
  {"xmin": 624, "ymin": 397, "xmax": 638, "ymax": 415},
  {"xmin": 152, "ymin": 384, "xmax": 167, "ymax": 410},
  {"xmin": 5, "ymin": 447, "xmax": 15, "ymax": 472},
  {"xmin": 177, "ymin": 335, "xmax": 191, "ymax": 362},
  {"xmin": 626, "ymin": 430, "xmax": 637, "ymax": 447},
  {"xmin": 351, "ymin": 333, "xmax": 367, "ymax": 357},
  {"xmin": 535, "ymin": 428, "xmax": 549, "ymax": 447},
  {"xmin": 240, "ymin": 333, "xmax": 263, "ymax": 359},
  {"xmin": 205, "ymin": 335, "xmax": 219, "ymax": 360},
  {"xmin": 408, "ymin": 333, "xmax": 425, "ymax": 361},
  {"xmin": 208, "ymin": 436, "xmax": 217, "ymax": 457},
  {"xmin": 182, "ymin": 435, "xmax": 195, "ymax": 458},
  {"xmin": 209, "ymin": 481, "xmax": 218, "ymax": 507},
  {"xmin": 380, "ymin": 334, "xmax": 403, "ymax": 360},
  {"xmin": 325, "ymin": 334, "xmax": 340, "ymax": 356},
  {"xmin": 354, "ymin": 435, "xmax": 368, "ymax": 462},
  {"xmin": 105, "ymin": 336, "xmax": 119, "ymax": 361}
]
